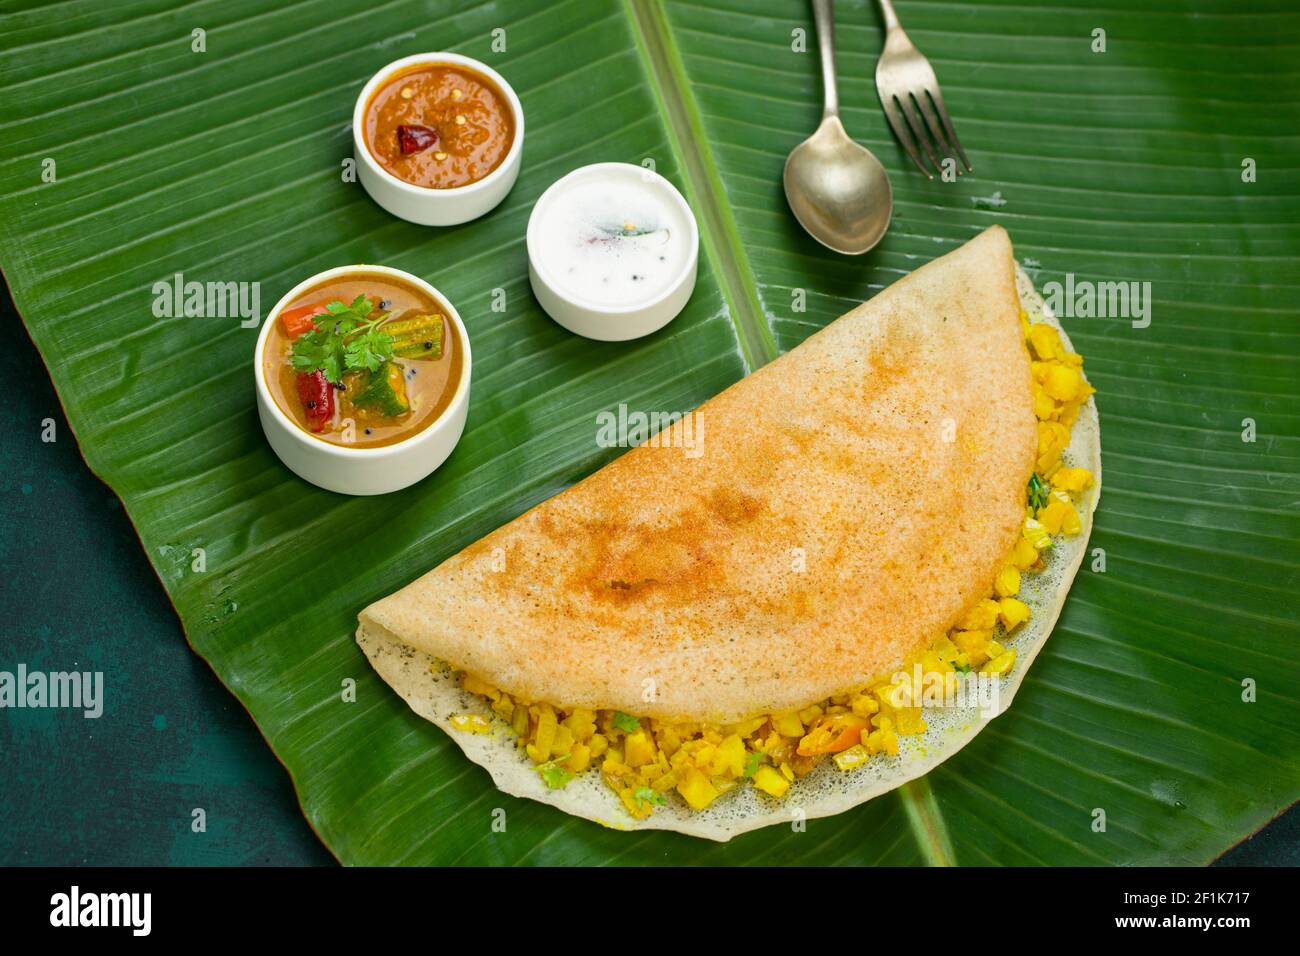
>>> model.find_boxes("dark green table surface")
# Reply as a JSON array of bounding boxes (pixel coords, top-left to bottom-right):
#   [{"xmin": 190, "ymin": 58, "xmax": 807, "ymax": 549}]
[
  {"xmin": 1, "ymin": 282, "xmax": 331, "ymax": 866},
  {"xmin": 0, "ymin": 280, "xmax": 1292, "ymax": 867}
]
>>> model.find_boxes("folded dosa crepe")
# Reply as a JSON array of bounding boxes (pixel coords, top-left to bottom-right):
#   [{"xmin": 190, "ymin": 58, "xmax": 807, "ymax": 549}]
[{"xmin": 358, "ymin": 226, "xmax": 1101, "ymax": 840}]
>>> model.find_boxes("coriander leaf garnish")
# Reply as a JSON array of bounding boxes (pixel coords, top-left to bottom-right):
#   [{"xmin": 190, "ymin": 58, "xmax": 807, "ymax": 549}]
[
  {"xmin": 288, "ymin": 295, "xmax": 395, "ymax": 385},
  {"xmin": 742, "ymin": 751, "xmax": 763, "ymax": 778},
  {"xmin": 343, "ymin": 331, "xmax": 394, "ymax": 374},
  {"xmin": 330, "ymin": 294, "xmax": 372, "ymax": 319},
  {"xmin": 536, "ymin": 755, "xmax": 574, "ymax": 790},
  {"xmin": 632, "ymin": 786, "xmax": 666, "ymax": 808},
  {"xmin": 1027, "ymin": 473, "xmax": 1049, "ymax": 511},
  {"xmin": 289, "ymin": 334, "xmax": 342, "ymax": 383},
  {"xmin": 612, "ymin": 711, "xmax": 640, "ymax": 733},
  {"xmin": 595, "ymin": 221, "xmax": 667, "ymax": 238}
]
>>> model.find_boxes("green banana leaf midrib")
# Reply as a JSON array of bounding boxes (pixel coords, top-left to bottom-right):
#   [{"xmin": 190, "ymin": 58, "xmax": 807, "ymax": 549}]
[
  {"xmin": 626, "ymin": 0, "xmax": 776, "ymax": 370},
  {"xmin": 626, "ymin": 0, "xmax": 953, "ymax": 863}
]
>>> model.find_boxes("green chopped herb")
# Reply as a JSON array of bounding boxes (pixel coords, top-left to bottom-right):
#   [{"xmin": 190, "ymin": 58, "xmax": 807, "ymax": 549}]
[
  {"xmin": 595, "ymin": 220, "xmax": 668, "ymax": 239},
  {"xmin": 612, "ymin": 711, "xmax": 640, "ymax": 733},
  {"xmin": 742, "ymin": 751, "xmax": 764, "ymax": 778},
  {"xmin": 953, "ymin": 661, "xmax": 973, "ymax": 674},
  {"xmin": 288, "ymin": 295, "xmax": 395, "ymax": 385},
  {"xmin": 632, "ymin": 786, "xmax": 666, "ymax": 808},
  {"xmin": 536, "ymin": 755, "xmax": 574, "ymax": 790},
  {"xmin": 1027, "ymin": 473, "xmax": 1049, "ymax": 511}
]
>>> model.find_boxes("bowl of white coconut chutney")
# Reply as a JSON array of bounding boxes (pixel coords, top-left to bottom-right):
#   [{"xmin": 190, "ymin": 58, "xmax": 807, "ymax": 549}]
[{"xmin": 526, "ymin": 162, "xmax": 699, "ymax": 341}]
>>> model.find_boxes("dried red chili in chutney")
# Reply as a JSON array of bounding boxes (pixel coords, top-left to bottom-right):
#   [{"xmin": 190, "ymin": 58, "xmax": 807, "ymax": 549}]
[
  {"xmin": 397, "ymin": 124, "xmax": 439, "ymax": 155},
  {"xmin": 364, "ymin": 63, "xmax": 514, "ymax": 189}
]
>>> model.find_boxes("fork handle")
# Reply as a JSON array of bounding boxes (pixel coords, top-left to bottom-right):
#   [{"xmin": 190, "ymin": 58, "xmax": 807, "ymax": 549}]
[
  {"xmin": 876, "ymin": 0, "xmax": 902, "ymax": 32},
  {"xmin": 812, "ymin": 0, "xmax": 840, "ymax": 119}
]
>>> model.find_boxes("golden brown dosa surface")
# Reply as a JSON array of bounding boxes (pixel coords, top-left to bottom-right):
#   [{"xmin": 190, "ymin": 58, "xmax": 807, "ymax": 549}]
[{"xmin": 359, "ymin": 226, "xmax": 1036, "ymax": 724}]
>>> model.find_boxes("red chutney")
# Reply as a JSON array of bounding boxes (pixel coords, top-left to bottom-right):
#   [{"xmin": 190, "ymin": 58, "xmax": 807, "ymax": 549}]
[{"xmin": 364, "ymin": 63, "xmax": 514, "ymax": 190}]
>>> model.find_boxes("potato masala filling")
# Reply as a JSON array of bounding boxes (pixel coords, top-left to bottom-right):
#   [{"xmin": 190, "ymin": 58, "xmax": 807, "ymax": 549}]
[{"xmin": 449, "ymin": 310, "xmax": 1095, "ymax": 818}]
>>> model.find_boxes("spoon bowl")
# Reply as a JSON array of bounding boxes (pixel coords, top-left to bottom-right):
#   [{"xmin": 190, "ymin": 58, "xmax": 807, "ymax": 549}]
[
  {"xmin": 784, "ymin": 115, "xmax": 893, "ymax": 255},
  {"xmin": 784, "ymin": 0, "xmax": 893, "ymax": 255}
]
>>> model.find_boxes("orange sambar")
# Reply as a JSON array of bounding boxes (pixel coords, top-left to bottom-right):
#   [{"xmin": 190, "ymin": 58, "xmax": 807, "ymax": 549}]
[{"xmin": 364, "ymin": 63, "xmax": 514, "ymax": 190}]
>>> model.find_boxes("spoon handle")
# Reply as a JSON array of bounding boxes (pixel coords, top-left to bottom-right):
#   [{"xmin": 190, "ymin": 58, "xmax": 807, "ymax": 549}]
[{"xmin": 812, "ymin": 0, "xmax": 839, "ymax": 120}]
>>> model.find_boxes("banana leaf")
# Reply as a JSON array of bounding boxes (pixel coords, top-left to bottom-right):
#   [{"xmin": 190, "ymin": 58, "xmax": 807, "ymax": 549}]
[{"xmin": 1, "ymin": 0, "xmax": 1296, "ymax": 865}]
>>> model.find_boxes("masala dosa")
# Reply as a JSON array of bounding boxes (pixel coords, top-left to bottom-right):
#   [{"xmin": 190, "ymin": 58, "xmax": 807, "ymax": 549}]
[{"xmin": 357, "ymin": 226, "xmax": 1101, "ymax": 839}]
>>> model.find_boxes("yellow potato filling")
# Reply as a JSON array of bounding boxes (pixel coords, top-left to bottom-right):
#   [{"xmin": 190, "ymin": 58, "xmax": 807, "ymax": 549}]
[{"xmin": 449, "ymin": 310, "xmax": 1095, "ymax": 818}]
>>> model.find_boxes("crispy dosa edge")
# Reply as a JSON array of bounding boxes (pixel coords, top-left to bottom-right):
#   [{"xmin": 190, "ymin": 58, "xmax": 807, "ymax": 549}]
[
  {"xmin": 354, "ymin": 243, "xmax": 1101, "ymax": 842},
  {"xmin": 358, "ymin": 226, "xmax": 1036, "ymax": 724}
]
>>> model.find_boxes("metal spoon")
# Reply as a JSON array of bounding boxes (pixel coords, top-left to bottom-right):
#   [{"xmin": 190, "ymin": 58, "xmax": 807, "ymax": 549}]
[{"xmin": 784, "ymin": 0, "xmax": 893, "ymax": 255}]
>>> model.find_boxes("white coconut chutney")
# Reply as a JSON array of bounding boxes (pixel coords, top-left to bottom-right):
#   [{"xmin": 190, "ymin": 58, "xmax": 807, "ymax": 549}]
[{"xmin": 532, "ymin": 170, "xmax": 693, "ymax": 308}]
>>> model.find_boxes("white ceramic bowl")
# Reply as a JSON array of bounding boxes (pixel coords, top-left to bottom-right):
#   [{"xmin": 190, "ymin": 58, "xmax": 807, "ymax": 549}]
[
  {"xmin": 527, "ymin": 162, "xmax": 699, "ymax": 341},
  {"xmin": 255, "ymin": 265, "xmax": 472, "ymax": 496},
  {"xmin": 353, "ymin": 52, "xmax": 524, "ymax": 226}
]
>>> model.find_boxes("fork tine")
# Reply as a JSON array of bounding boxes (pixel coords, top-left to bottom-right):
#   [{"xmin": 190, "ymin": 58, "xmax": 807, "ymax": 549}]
[
  {"xmin": 926, "ymin": 87, "xmax": 971, "ymax": 172},
  {"xmin": 912, "ymin": 91, "xmax": 960, "ymax": 176},
  {"xmin": 879, "ymin": 93, "xmax": 932, "ymax": 179},
  {"xmin": 894, "ymin": 93, "xmax": 946, "ymax": 178},
  {"xmin": 878, "ymin": 91, "xmax": 930, "ymax": 179},
  {"xmin": 896, "ymin": 93, "xmax": 942, "ymax": 177}
]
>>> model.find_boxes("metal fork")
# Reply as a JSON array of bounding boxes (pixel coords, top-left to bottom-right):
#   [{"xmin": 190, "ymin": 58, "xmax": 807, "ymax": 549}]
[{"xmin": 874, "ymin": 0, "xmax": 971, "ymax": 178}]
